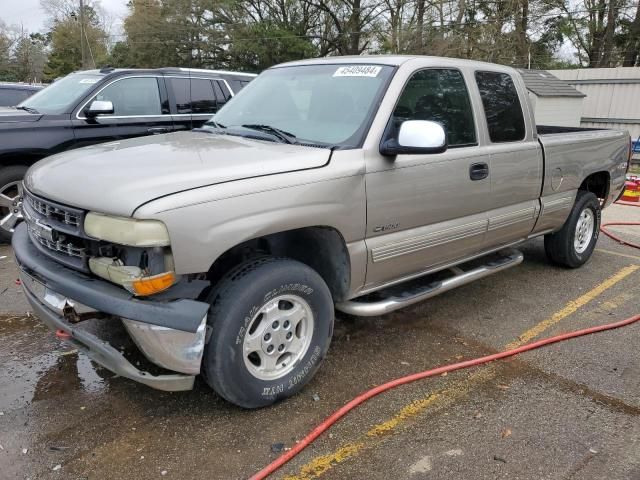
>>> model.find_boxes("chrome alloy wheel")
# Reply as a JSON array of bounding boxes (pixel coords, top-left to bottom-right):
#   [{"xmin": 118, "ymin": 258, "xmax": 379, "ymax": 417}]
[
  {"xmin": 0, "ymin": 181, "xmax": 24, "ymax": 235},
  {"xmin": 242, "ymin": 295, "xmax": 314, "ymax": 381},
  {"xmin": 574, "ymin": 208, "xmax": 595, "ymax": 254}
]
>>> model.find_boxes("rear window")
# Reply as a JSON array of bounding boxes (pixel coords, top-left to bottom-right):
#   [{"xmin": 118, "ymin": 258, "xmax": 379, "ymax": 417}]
[{"xmin": 474, "ymin": 71, "xmax": 526, "ymax": 143}]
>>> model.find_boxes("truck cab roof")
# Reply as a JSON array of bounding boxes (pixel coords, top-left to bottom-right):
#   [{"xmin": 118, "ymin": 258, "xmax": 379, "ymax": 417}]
[{"xmin": 276, "ymin": 54, "xmax": 520, "ymax": 74}]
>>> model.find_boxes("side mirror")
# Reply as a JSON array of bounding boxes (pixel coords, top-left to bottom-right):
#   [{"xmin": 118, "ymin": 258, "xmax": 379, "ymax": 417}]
[
  {"xmin": 380, "ymin": 120, "xmax": 447, "ymax": 156},
  {"xmin": 85, "ymin": 100, "xmax": 114, "ymax": 117}
]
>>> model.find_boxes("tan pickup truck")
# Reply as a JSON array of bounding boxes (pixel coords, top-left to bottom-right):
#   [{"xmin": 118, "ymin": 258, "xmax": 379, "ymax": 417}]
[{"xmin": 14, "ymin": 56, "xmax": 630, "ymax": 408}]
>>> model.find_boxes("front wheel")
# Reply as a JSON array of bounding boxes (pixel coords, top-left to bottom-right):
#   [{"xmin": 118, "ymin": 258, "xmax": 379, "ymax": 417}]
[
  {"xmin": 544, "ymin": 190, "xmax": 601, "ymax": 268},
  {"xmin": 0, "ymin": 165, "xmax": 28, "ymax": 243},
  {"xmin": 202, "ymin": 257, "xmax": 334, "ymax": 408}
]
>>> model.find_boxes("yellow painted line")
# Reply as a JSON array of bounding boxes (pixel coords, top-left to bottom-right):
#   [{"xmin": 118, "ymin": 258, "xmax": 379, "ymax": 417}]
[
  {"xmin": 596, "ymin": 248, "xmax": 640, "ymax": 261},
  {"xmin": 282, "ymin": 265, "xmax": 639, "ymax": 480},
  {"xmin": 283, "ymin": 369, "xmax": 496, "ymax": 480},
  {"xmin": 505, "ymin": 264, "xmax": 639, "ymax": 349}
]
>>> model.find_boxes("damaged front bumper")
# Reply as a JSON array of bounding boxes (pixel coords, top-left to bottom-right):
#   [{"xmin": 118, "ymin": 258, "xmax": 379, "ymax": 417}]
[{"xmin": 13, "ymin": 223, "xmax": 210, "ymax": 392}]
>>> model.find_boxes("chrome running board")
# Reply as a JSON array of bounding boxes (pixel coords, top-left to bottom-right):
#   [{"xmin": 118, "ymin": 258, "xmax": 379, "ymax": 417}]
[{"xmin": 336, "ymin": 249, "xmax": 524, "ymax": 316}]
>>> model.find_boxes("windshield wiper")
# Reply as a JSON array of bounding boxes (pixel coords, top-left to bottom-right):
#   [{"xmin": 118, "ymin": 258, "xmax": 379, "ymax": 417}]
[
  {"xmin": 15, "ymin": 105, "xmax": 39, "ymax": 114},
  {"xmin": 240, "ymin": 124, "xmax": 296, "ymax": 144}
]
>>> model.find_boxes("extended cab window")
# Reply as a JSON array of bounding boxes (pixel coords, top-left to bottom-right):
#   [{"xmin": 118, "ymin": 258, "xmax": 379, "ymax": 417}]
[
  {"xmin": 94, "ymin": 77, "xmax": 162, "ymax": 116},
  {"xmin": 393, "ymin": 69, "xmax": 476, "ymax": 147},
  {"xmin": 475, "ymin": 71, "xmax": 525, "ymax": 142}
]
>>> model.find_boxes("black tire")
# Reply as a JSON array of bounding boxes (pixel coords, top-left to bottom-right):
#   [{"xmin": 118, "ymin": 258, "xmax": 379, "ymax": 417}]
[
  {"xmin": 202, "ymin": 256, "xmax": 334, "ymax": 408},
  {"xmin": 0, "ymin": 165, "xmax": 28, "ymax": 244},
  {"xmin": 544, "ymin": 190, "xmax": 601, "ymax": 268}
]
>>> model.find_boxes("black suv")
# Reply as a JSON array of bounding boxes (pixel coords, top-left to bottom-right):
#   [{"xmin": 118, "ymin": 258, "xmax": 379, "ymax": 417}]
[
  {"xmin": 0, "ymin": 83, "xmax": 43, "ymax": 107},
  {"xmin": 0, "ymin": 67, "xmax": 255, "ymax": 241}
]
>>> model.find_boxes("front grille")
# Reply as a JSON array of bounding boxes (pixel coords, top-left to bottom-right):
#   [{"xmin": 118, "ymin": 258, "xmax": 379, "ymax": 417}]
[
  {"xmin": 23, "ymin": 189, "xmax": 91, "ymax": 272},
  {"xmin": 27, "ymin": 195, "xmax": 81, "ymax": 227},
  {"xmin": 30, "ymin": 228, "xmax": 86, "ymax": 258}
]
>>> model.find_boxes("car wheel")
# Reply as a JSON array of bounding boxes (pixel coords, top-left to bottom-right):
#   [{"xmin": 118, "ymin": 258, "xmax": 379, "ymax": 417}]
[
  {"xmin": 0, "ymin": 165, "xmax": 28, "ymax": 243},
  {"xmin": 544, "ymin": 190, "xmax": 601, "ymax": 268},
  {"xmin": 202, "ymin": 256, "xmax": 334, "ymax": 408}
]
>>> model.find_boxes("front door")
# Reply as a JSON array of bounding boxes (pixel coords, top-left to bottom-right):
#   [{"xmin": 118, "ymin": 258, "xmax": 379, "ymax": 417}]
[
  {"xmin": 364, "ymin": 68, "xmax": 491, "ymax": 290},
  {"xmin": 72, "ymin": 76, "xmax": 174, "ymax": 148}
]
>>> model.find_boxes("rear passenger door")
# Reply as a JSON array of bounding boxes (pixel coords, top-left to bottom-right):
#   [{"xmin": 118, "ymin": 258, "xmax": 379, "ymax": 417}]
[
  {"xmin": 165, "ymin": 77, "xmax": 227, "ymax": 131},
  {"xmin": 473, "ymin": 71, "xmax": 543, "ymax": 247},
  {"xmin": 190, "ymin": 78, "xmax": 219, "ymax": 128},
  {"xmin": 72, "ymin": 76, "xmax": 174, "ymax": 148},
  {"xmin": 364, "ymin": 68, "xmax": 491, "ymax": 289}
]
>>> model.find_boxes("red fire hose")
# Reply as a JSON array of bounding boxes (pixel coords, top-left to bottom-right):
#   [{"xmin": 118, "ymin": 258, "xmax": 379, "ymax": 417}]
[
  {"xmin": 600, "ymin": 199, "xmax": 640, "ymax": 249},
  {"xmin": 250, "ymin": 201, "xmax": 640, "ymax": 480}
]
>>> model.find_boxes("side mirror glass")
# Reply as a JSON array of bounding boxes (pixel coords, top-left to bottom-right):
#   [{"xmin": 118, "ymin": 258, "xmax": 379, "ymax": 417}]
[
  {"xmin": 380, "ymin": 120, "xmax": 447, "ymax": 156},
  {"xmin": 85, "ymin": 100, "xmax": 114, "ymax": 117}
]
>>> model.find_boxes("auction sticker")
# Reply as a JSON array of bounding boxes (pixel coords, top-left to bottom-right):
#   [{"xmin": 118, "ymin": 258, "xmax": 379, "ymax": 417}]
[{"xmin": 333, "ymin": 65, "xmax": 382, "ymax": 77}]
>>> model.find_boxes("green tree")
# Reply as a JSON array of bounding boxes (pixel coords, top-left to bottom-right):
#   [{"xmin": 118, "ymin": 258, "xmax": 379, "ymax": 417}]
[
  {"xmin": 226, "ymin": 22, "xmax": 317, "ymax": 71},
  {"xmin": 13, "ymin": 33, "xmax": 48, "ymax": 82},
  {"xmin": 43, "ymin": 4, "xmax": 109, "ymax": 79},
  {"xmin": 0, "ymin": 23, "xmax": 14, "ymax": 81}
]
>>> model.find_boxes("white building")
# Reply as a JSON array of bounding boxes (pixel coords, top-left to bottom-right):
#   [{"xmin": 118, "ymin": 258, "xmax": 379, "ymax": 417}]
[
  {"xmin": 519, "ymin": 69, "xmax": 586, "ymax": 127},
  {"xmin": 549, "ymin": 67, "xmax": 640, "ymax": 141}
]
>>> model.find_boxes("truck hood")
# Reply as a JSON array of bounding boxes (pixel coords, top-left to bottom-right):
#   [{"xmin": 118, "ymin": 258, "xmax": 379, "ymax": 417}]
[
  {"xmin": 0, "ymin": 107, "xmax": 42, "ymax": 123},
  {"xmin": 25, "ymin": 131, "xmax": 331, "ymax": 216}
]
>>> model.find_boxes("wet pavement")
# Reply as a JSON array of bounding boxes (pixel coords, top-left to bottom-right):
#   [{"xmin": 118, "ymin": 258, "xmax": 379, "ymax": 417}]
[{"xmin": 0, "ymin": 203, "xmax": 639, "ymax": 479}]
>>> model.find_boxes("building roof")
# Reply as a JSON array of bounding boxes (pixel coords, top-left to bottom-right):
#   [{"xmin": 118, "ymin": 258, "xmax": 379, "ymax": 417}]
[{"xmin": 518, "ymin": 69, "xmax": 586, "ymax": 98}]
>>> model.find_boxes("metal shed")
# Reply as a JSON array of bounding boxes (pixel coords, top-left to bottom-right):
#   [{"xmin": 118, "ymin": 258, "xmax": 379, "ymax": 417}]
[
  {"xmin": 549, "ymin": 67, "xmax": 640, "ymax": 139},
  {"xmin": 519, "ymin": 69, "xmax": 586, "ymax": 127}
]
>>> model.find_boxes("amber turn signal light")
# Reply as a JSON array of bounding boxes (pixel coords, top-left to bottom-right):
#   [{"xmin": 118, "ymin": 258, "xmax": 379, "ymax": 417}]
[{"xmin": 127, "ymin": 272, "xmax": 177, "ymax": 296}]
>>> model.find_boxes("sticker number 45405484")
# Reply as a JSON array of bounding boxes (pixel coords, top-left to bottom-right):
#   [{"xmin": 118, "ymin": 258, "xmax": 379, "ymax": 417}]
[{"xmin": 333, "ymin": 65, "xmax": 382, "ymax": 77}]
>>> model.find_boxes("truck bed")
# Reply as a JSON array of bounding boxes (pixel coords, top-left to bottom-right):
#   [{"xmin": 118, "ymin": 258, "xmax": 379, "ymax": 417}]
[{"xmin": 536, "ymin": 124, "xmax": 630, "ymax": 206}]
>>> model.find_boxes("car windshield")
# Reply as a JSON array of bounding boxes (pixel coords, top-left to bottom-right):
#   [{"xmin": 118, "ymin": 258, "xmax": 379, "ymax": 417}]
[
  {"xmin": 207, "ymin": 64, "xmax": 395, "ymax": 147},
  {"xmin": 18, "ymin": 73, "xmax": 103, "ymax": 114}
]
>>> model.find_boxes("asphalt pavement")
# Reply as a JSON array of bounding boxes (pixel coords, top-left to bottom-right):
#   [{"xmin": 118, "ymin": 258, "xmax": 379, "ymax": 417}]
[{"xmin": 0, "ymin": 203, "xmax": 639, "ymax": 480}]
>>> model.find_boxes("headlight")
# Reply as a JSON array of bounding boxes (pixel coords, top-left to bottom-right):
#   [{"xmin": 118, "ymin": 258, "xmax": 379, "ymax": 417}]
[
  {"xmin": 89, "ymin": 256, "xmax": 178, "ymax": 296},
  {"xmin": 84, "ymin": 212, "xmax": 170, "ymax": 247}
]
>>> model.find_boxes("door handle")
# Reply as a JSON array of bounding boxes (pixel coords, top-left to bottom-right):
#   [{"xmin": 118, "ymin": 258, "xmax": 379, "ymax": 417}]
[
  {"xmin": 469, "ymin": 162, "xmax": 489, "ymax": 181},
  {"xmin": 147, "ymin": 127, "xmax": 170, "ymax": 134}
]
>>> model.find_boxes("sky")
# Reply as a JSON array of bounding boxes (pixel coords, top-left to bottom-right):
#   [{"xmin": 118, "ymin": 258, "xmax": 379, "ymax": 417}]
[{"xmin": 1, "ymin": 0, "xmax": 128, "ymax": 35}]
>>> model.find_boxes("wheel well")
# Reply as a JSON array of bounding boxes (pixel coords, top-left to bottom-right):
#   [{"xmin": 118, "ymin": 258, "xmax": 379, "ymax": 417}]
[
  {"xmin": 0, "ymin": 153, "xmax": 43, "ymax": 167},
  {"xmin": 579, "ymin": 171, "xmax": 610, "ymax": 201},
  {"xmin": 208, "ymin": 227, "xmax": 351, "ymax": 302}
]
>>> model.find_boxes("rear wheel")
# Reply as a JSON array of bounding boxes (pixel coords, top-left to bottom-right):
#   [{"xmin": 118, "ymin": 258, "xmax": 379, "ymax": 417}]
[
  {"xmin": 0, "ymin": 165, "xmax": 28, "ymax": 243},
  {"xmin": 544, "ymin": 190, "xmax": 601, "ymax": 268},
  {"xmin": 202, "ymin": 257, "xmax": 334, "ymax": 408}
]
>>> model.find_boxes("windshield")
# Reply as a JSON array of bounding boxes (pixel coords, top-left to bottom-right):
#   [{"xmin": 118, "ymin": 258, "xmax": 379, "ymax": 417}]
[
  {"xmin": 18, "ymin": 73, "xmax": 103, "ymax": 114},
  {"xmin": 208, "ymin": 64, "xmax": 395, "ymax": 147}
]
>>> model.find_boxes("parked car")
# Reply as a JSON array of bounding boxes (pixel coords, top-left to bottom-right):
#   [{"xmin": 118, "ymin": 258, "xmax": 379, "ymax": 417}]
[
  {"xmin": 0, "ymin": 67, "xmax": 256, "ymax": 241},
  {"xmin": 0, "ymin": 83, "xmax": 43, "ymax": 107},
  {"xmin": 15, "ymin": 56, "xmax": 630, "ymax": 408}
]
